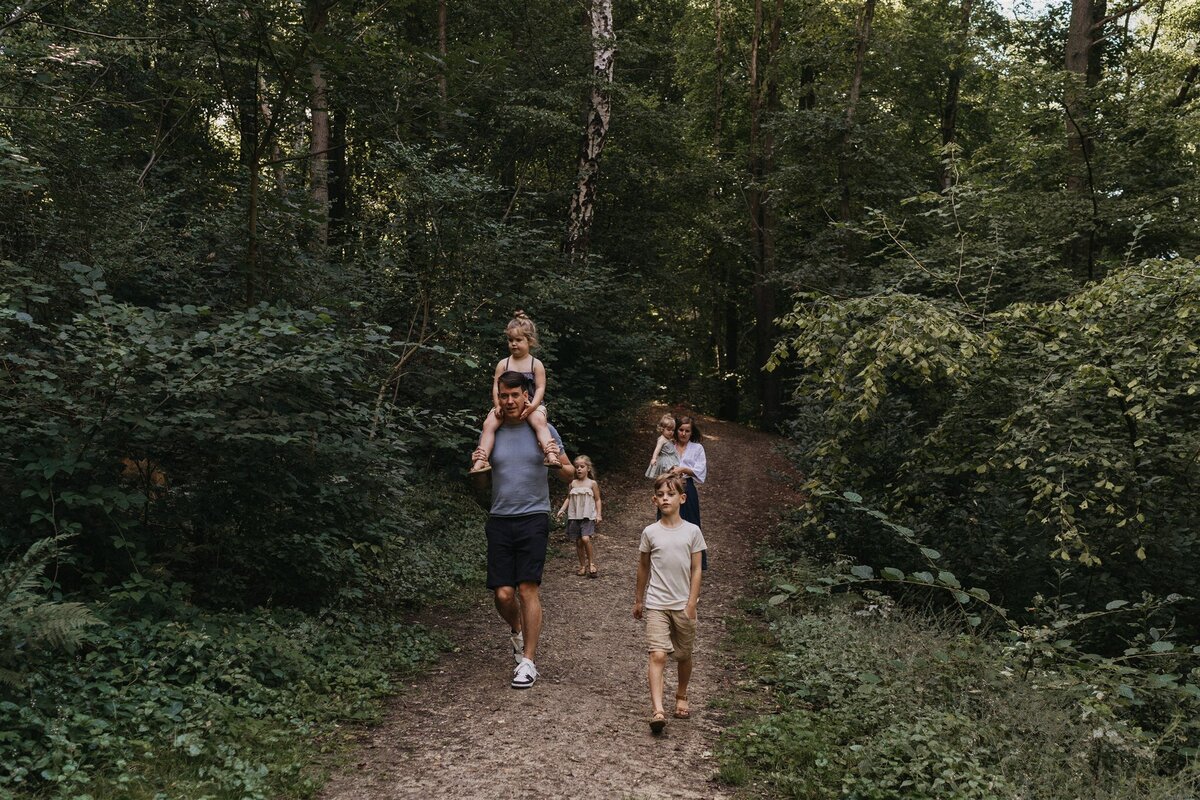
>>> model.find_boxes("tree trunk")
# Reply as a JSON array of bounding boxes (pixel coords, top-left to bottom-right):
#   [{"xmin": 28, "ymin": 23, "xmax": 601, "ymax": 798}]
[
  {"xmin": 800, "ymin": 64, "xmax": 816, "ymax": 111},
  {"xmin": 564, "ymin": 0, "xmax": 615, "ymax": 258},
  {"xmin": 838, "ymin": 0, "xmax": 876, "ymax": 222},
  {"xmin": 247, "ymin": 156, "xmax": 260, "ymax": 305},
  {"xmin": 437, "ymin": 0, "xmax": 448, "ymax": 130},
  {"xmin": 259, "ymin": 78, "xmax": 286, "ymax": 194},
  {"xmin": 329, "ymin": 102, "xmax": 350, "ymax": 240},
  {"xmin": 939, "ymin": 0, "xmax": 973, "ymax": 192},
  {"xmin": 309, "ymin": 58, "xmax": 330, "ymax": 249},
  {"xmin": 1171, "ymin": 43, "xmax": 1199, "ymax": 108},
  {"xmin": 241, "ymin": 61, "xmax": 260, "ymax": 305},
  {"xmin": 712, "ymin": 0, "xmax": 739, "ymax": 421},
  {"xmin": 307, "ymin": 0, "xmax": 332, "ymax": 251},
  {"xmin": 713, "ymin": 0, "xmax": 723, "ymax": 153},
  {"xmin": 748, "ymin": 0, "xmax": 783, "ymax": 427},
  {"xmin": 1064, "ymin": 0, "xmax": 1105, "ymax": 280}
]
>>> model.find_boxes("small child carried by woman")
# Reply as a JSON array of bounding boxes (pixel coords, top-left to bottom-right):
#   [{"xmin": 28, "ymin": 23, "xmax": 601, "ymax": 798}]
[
  {"xmin": 469, "ymin": 312, "xmax": 561, "ymax": 473},
  {"xmin": 645, "ymin": 413, "xmax": 680, "ymax": 479}
]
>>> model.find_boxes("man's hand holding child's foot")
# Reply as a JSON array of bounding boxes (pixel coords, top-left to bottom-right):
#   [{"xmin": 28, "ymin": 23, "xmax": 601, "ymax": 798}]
[
  {"xmin": 542, "ymin": 442, "xmax": 561, "ymax": 467},
  {"xmin": 469, "ymin": 447, "xmax": 492, "ymax": 474}
]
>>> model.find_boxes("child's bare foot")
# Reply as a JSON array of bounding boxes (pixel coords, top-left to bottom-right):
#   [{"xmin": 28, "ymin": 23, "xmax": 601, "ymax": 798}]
[
  {"xmin": 542, "ymin": 443, "xmax": 561, "ymax": 467},
  {"xmin": 649, "ymin": 711, "xmax": 668, "ymax": 734}
]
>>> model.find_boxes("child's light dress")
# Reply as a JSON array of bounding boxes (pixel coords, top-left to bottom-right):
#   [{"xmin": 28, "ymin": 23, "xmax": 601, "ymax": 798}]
[{"xmin": 645, "ymin": 439, "xmax": 680, "ymax": 478}]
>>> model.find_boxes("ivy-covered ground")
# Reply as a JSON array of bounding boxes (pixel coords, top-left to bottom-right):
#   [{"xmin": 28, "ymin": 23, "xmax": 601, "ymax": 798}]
[{"xmin": 0, "ymin": 487, "xmax": 484, "ymax": 800}]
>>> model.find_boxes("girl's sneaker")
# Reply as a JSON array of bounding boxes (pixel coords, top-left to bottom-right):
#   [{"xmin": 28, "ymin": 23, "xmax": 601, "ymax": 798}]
[{"xmin": 512, "ymin": 658, "xmax": 538, "ymax": 689}]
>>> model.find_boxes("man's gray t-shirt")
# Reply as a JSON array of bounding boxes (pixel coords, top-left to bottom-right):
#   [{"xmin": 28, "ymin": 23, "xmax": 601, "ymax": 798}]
[{"xmin": 490, "ymin": 421, "xmax": 564, "ymax": 517}]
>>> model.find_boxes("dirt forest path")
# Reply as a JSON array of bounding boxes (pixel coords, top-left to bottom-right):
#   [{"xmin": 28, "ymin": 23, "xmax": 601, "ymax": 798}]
[{"xmin": 320, "ymin": 412, "xmax": 800, "ymax": 800}]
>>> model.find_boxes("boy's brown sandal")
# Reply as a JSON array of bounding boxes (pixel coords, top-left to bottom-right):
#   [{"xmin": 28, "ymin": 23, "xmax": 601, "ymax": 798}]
[
  {"xmin": 649, "ymin": 711, "xmax": 668, "ymax": 734},
  {"xmin": 674, "ymin": 695, "xmax": 690, "ymax": 719}
]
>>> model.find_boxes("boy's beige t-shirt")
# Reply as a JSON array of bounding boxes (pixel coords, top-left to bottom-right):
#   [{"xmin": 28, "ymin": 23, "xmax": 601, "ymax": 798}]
[{"xmin": 638, "ymin": 520, "xmax": 706, "ymax": 610}]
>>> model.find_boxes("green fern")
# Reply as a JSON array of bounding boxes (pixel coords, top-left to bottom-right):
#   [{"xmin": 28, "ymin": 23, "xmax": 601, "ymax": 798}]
[{"xmin": 0, "ymin": 535, "xmax": 104, "ymax": 686}]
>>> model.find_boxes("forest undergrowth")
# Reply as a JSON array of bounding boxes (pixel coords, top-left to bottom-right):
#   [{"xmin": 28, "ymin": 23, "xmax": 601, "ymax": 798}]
[
  {"xmin": 0, "ymin": 485, "xmax": 484, "ymax": 800},
  {"xmin": 718, "ymin": 537, "xmax": 1200, "ymax": 800}
]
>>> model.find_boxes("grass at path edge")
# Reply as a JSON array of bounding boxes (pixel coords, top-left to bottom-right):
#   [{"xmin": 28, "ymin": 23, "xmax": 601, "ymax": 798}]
[{"xmin": 713, "ymin": 543, "xmax": 1200, "ymax": 800}]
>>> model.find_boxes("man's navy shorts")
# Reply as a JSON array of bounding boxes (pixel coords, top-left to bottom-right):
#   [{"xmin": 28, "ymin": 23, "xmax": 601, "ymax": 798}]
[{"xmin": 486, "ymin": 513, "xmax": 550, "ymax": 589}]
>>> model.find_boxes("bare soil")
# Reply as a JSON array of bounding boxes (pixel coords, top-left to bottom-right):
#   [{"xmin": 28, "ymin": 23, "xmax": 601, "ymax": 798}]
[{"xmin": 319, "ymin": 413, "xmax": 799, "ymax": 800}]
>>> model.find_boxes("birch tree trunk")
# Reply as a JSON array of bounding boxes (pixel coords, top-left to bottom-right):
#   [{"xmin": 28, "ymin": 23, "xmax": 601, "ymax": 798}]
[
  {"xmin": 838, "ymin": 0, "xmax": 876, "ymax": 222},
  {"xmin": 564, "ymin": 0, "xmax": 615, "ymax": 258}
]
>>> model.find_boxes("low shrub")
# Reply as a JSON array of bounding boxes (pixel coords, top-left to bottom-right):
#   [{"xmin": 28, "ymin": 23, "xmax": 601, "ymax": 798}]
[{"xmin": 718, "ymin": 549, "xmax": 1200, "ymax": 800}]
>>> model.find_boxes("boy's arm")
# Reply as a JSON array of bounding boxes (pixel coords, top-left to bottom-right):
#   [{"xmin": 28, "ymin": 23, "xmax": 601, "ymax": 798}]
[
  {"xmin": 685, "ymin": 550, "xmax": 703, "ymax": 619},
  {"xmin": 633, "ymin": 551, "xmax": 651, "ymax": 619},
  {"xmin": 592, "ymin": 480, "xmax": 602, "ymax": 522}
]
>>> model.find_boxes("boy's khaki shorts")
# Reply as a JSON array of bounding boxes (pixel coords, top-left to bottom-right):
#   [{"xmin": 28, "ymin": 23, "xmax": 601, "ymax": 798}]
[{"xmin": 644, "ymin": 608, "xmax": 697, "ymax": 661}]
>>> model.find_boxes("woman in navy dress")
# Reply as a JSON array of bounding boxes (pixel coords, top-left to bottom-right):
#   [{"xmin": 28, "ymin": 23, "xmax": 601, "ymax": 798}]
[{"xmin": 671, "ymin": 415, "xmax": 708, "ymax": 570}]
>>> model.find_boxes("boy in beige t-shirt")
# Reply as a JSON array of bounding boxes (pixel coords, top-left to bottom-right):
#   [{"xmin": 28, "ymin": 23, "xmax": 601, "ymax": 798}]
[{"xmin": 634, "ymin": 473, "xmax": 706, "ymax": 734}]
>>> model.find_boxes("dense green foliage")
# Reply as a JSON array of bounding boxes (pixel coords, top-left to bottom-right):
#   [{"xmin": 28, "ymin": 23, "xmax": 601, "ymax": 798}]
[{"xmin": 774, "ymin": 258, "xmax": 1200, "ymax": 628}]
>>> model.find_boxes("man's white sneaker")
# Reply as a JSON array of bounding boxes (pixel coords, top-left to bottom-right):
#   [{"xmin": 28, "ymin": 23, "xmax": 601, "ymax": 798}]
[
  {"xmin": 510, "ymin": 630, "xmax": 524, "ymax": 664},
  {"xmin": 511, "ymin": 658, "xmax": 538, "ymax": 689}
]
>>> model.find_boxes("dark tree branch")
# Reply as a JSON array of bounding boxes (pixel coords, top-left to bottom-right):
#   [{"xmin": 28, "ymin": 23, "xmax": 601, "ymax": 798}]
[
  {"xmin": 1090, "ymin": 0, "xmax": 1150, "ymax": 30},
  {"xmin": 0, "ymin": 2, "xmax": 52, "ymax": 35},
  {"xmin": 34, "ymin": 21, "xmax": 185, "ymax": 41},
  {"xmin": 1171, "ymin": 47, "xmax": 1200, "ymax": 108}
]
